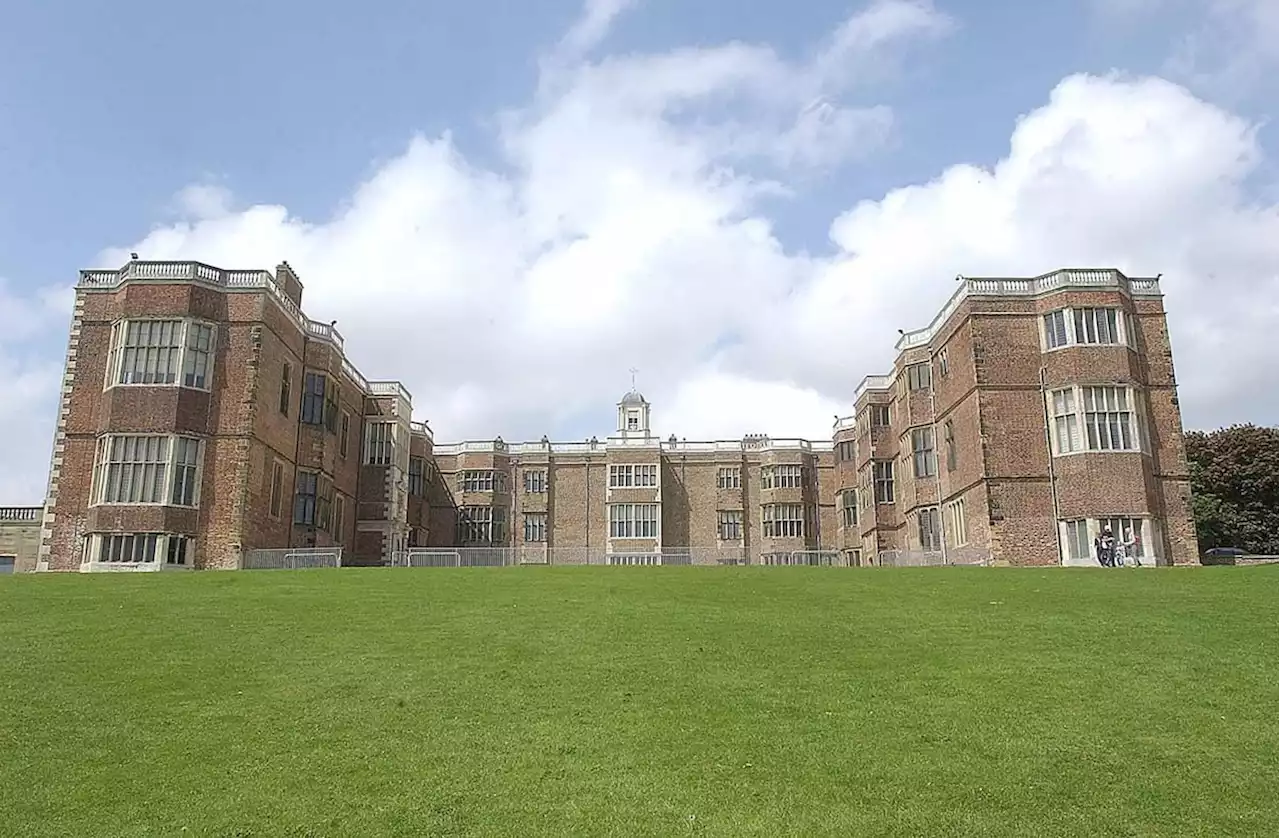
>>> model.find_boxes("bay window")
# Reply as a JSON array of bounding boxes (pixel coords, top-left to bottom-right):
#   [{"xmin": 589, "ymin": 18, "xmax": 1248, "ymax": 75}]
[
  {"xmin": 92, "ymin": 434, "xmax": 205, "ymax": 507},
  {"xmin": 1042, "ymin": 306, "xmax": 1127, "ymax": 350},
  {"xmin": 1048, "ymin": 385, "xmax": 1144, "ymax": 455},
  {"xmin": 105, "ymin": 318, "xmax": 216, "ymax": 390}
]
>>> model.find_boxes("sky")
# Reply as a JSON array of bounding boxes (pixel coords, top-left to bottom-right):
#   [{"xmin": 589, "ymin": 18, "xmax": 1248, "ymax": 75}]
[{"xmin": 0, "ymin": 0, "xmax": 1276, "ymax": 504}]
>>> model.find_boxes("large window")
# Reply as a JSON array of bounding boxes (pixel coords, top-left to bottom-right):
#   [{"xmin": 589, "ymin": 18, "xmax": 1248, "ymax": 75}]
[
  {"xmin": 333, "ymin": 493, "xmax": 345, "ymax": 542},
  {"xmin": 301, "ymin": 372, "xmax": 326, "ymax": 425},
  {"xmin": 944, "ymin": 498, "xmax": 967, "ymax": 547},
  {"xmin": 609, "ymin": 503, "xmax": 659, "ymax": 538},
  {"xmin": 293, "ymin": 471, "xmax": 322, "ymax": 527},
  {"xmin": 269, "ymin": 459, "xmax": 285, "ymax": 518},
  {"xmin": 460, "ymin": 506, "xmax": 505, "ymax": 543},
  {"xmin": 761, "ymin": 465, "xmax": 803, "ymax": 489},
  {"xmin": 717, "ymin": 467, "xmax": 741, "ymax": 489},
  {"xmin": 524, "ymin": 469, "xmax": 547, "ymax": 494},
  {"xmin": 609, "ymin": 464, "xmax": 658, "ymax": 488},
  {"xmin": 870, "ymin": 404, "xmax": 891, "ymax": 428},
  {"xmin": 408, "ymin": 457, "xmax": 425, "ymax": 497},
  {"xmin": 841, "ymin": 490, "xmax": 858, "ymax": 529},
  {"xmin": 911, "ymin": 428, "xmax": 936, "ymax": 478},
  {"xmin": 106, "ymin": 319, "xmax": 212, "ymax": 389},
  {"xmin": 718, "ymin": 510, "xmax": 743, "ymax": 540},
  {"xmin": 279, "ymin": 362, "xmax": 292, "ymax": 416},
  {"xmin": 339, "ymin": 412, "xmax": 350, "ymax": 458},
  {"xmin": 836, "ymin": 441, "xmax": 856, "ymax": 462},
  {"xmin": 92, "ymin": 435, "xmax": 204, "ymax": 507},
  {"xmin": 762, "ymin": 503, "xmax": 805, "ymax": 538},
  {"xmin": 918, "ymin": 507, "xmax": 941, "ymax": 551},
  {"xmin": 906, "ymin": 363, "xmax": 931, "ymax": 392},
  {"xmin": 364, "ymin": 421, "xmax": 394, "ymax": 465},
  {"xmin": 1060, "ymin": 517, "xmax": 1148, "ymax": 563},
  {"xmin": 524, "ymin": 512, "xmax": 548, "ymax": 543},
  {"xmin": 873, "ymin": 461, "xmax": 895, "ymax": 504},
  {"xmin": 1043, "ymin": 306, "xmax": 1124, "ymax": 350},
  {"xmin": 1049, "ymin": 386, "xmax": 1141, "ymax": 455},
  {"xmin": 462, "ymin": 470, "xmax": 506, "ymax": 493},
  {"xmin": 89, "ymin": 533, "xmax": 191, "ymax": 567},
  {"xmin": 943, "ymin": 420, "xmax": 956, "ymax": 471}
]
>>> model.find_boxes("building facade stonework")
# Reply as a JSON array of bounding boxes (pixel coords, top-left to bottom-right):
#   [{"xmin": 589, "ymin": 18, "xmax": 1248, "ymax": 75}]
[{"xmin": 35, "ymin": 261, "xmax": 1198, "ymax": 571}]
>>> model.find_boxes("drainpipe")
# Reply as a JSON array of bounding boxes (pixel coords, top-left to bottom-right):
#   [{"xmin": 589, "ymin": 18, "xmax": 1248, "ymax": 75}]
[
  {"xmin": 1039, "ymin": 364, "xmax": 1064, "ymax": 565},
  {"xmin": 930, "ymin": 351, "xmax": 948, "ymax": 566}
]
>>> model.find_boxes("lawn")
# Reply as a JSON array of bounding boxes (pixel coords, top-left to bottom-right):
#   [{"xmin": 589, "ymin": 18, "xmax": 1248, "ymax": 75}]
[{"xmin": 0, "ymin": 566, "xmax": 1275, "ymax": 838}]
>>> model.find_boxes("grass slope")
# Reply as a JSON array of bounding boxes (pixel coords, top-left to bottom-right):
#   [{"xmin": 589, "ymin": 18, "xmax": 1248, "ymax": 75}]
[{"xmin": 1, "ymin": 566, "xmax": 1275, "ymax": 837}]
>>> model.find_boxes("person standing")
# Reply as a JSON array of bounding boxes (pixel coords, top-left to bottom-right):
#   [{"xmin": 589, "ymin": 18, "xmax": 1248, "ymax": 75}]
[{"xmin": 1094, "ymin": 527, "xmax": 1116, "ymax": 567}]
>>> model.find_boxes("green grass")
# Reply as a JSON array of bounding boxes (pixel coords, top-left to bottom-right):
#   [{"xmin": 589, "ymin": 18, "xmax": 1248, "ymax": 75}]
[{"xmin": 1, "ymin": 567, "xmax": 1275, "ymax": 838}]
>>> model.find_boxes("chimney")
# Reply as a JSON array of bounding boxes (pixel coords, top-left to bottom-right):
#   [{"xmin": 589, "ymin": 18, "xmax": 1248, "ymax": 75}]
[{"xmin": 275, "ymin": 261, "xmax": 305, "ymax": 307}]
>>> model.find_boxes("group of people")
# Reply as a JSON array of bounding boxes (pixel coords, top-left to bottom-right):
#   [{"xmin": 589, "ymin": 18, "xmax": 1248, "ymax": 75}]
[{"xmin": 1094, "ymin": 527, "xmax": 1140, "ymax": 567}]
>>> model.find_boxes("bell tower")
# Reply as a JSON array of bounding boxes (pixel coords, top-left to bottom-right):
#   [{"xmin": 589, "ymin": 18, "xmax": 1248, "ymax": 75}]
[{"xmin": 616, "ymin": 368, "xmax": 652, "ymax": 439}]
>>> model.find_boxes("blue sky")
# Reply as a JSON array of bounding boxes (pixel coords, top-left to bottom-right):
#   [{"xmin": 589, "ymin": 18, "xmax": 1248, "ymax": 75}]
[{"xmin": 0, "ymin": 0, "xmax": 1276, "ymax": 502}]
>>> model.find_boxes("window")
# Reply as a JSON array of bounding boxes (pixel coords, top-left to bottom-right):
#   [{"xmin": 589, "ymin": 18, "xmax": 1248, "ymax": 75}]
[
  {"xmin": 761, "ymin": 465, "xmax": 802, "ymax": 489},
  {"xmin": 1044, "ymin": 307, "xmax": 1123, "ymax": 350},
  {"xmin": 294, "ymin": 471, "xmax": 318, "ymax": 525},
  {"xmin": 333, "ymin": 493, "xmax": 345, "ymax": 542},
  {"xmin": 462, "ymin": 470, "xmax": 506, "ymax": 493},
  {"xmin": 408, "ymin": 457, "xmax": 425, "ymax": 496},
  {"xmin": 836, "ymin": 441, "xmax": 856, "ymax": 462},
  {"xmin": 459, "ymin": 506, "xmax": 505, "ymax": 543},
  {"xmin": 938, "ymin": 347, "xmax": 949, "ymax": 379},
  {"xmin": 340, "ymin": 412, "xmax": 351, "ymax": 457},
  {"xmin": 609, "ymin": 464, "xmax": 657, "ymax": 488},
  {"xmin": 841, "ymin": 490, "xmax": 858, "ymax": 529},
  {"xmin": 524, "ymin": 469, "xmax": 548, "ymax": 494},
  {"xmin": 524, "ymin": 512, "xmax": 547, "ymax": 543},
  {"xmin": 183, "ymin": 323, "xmax": 214, "ymax": 388},
  {"xmin": 1061, "ymin": 519, "xmax": 1091, "ymax": 562},
  {"xmin": 911, "ymin": 428, "xmax": 936, "ymax": 478},
  {"xmin": 873, "ymin": 461, "xmax": 895, "ymax": 504},
  {"xmin": 93, "ymin": 435, "xmax": 203, "ymax": 506},
  {"xmin": 609, "ymin": 503, "xmax": 659, "ymax": 538},
  {"xmin": 1050, "ymin": 386, "xmax": 1140, "ymax": 454},
  {"xmin": 763, "ymin": 503, "xmax": 805, "ymax": 538},
  {"xmin": 906, "ymin": 363, "xmax": 931, "ymax": 392},
  {"xmin": 1050, "ymin": 388, "xmax": 1081, "ymax": 454},
  {"xmin": 944, "ymin": 499, "xmax": 967, "ymax": 547},
  {"xmin": 365, "ymin": 421, "xmax": 394, "ymax": 465},
  {"xmin": 918, "ymin": 507, "xmax": 941, "ymax": 551},
  {"xmin": 1043, "ymin": 310, "xmax": 1069, "ymax": 349},
  {"xmin": 269, "ymin": 460, "xmax": 285, "ymax": 518},
  {"xmin": 1074, "ymin": 308, "xmax": 1119, "ymax": 345},
  {"xmin": 170, "ymin": 437, "xmax": 200, "ymax": 506},
  {"xmin": 91, "ymin": 533, "xmax": 190, "ymax": 566},
  {"xmin": 870, "ymin": 405, "xmax": 891, "ymax": 428},
  {"xmin": 1100, "ymin": 517, "xmax": 1146, "ymax": 559},
  {"xmin": 943, "ymin": 420, "xmax": 956, "ymax": 471},
  {"xmin": 718, "ymin": 510, "xmax": 743, "ymax": 540},
  {"xmin": 325, "ymin": 382, "xmax": 339, "ymax": 433},
  {"xmin": 301, "ymin": 372, "xmax": 326, "ymax": 425},
  {"xmin": 626, "ymin": 412, "xmax": 640, "ymax": 430},
  {"xmin": 716, "ymin": 467, "xmax": 741, "ymax": 489},
  {"xmin": 1083, "ymin": 386, "xmax": 1136, "ymax": 451},
  {"xmin": 1125, "ymin": 312, "xmax": 1138, "ymax": 348},
  {"xmin": 279, "ymin": 362, "xmax": 292, "ymax": 415}
]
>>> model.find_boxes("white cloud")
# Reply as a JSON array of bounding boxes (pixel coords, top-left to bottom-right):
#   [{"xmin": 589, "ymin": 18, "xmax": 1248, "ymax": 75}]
[{"xmin": 0, "ymin": 0, "xmax": 1275, "ymax": 504}]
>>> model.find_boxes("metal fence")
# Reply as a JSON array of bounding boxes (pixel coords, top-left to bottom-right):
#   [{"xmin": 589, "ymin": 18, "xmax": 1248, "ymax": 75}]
[
  {"xmin": 385, "ymin": 548, "xmax": 854, "ymax": 567},
  {"xmin": 878, "ymin": 546, "xmax": 991, "ymax": 567},
  {"xmin": 242, "ymin": 547, "xmax": 343, "ymax": 570}
]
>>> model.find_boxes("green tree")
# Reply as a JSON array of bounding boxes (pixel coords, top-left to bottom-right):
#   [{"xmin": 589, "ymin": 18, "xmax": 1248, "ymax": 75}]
[{"xmin": 1185, "ymin": 424, "xmax": 1279, "ymax": 555}]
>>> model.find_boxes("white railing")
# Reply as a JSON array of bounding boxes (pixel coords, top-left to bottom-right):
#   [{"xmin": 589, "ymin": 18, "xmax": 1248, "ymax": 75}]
[
  {"xmin": 853, "ymin": 375, "xmax": 893, "ymax": 403},
  {"xmin": 0, "ymin": 506, "xmax": 41, "ymax": 522},
  {"xmin": 242, "ymin": 547, "xmax": 343, "ymax": 570},
  {"xmin": 833, "ymin": 415, "xmax": 856, "ymax": 431},
  {"xmin": 432, "ymin": 436, "xmax": 835, "ymax": 457},
  {"xmin": 368, "ymin": 381, "xmax": 413, "ymax": 402},
  {"xmin": 306, "ymin": 319, "xmax": 344, "ymax": 351},
  {"xmin": 340, "ymin": 357, "xmax": 370, "ymax": 392},
  {"xmin": 410, "ymin": 421, "xmax": 433, "ymax": 441},
  {"xmin": 892, "ymin": 269, "xmax": 1163, "ymax": 351}
]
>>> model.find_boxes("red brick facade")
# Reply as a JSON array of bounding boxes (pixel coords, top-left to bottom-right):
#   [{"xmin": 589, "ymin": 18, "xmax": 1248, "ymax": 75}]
[{"xmin": 37, "ymin": 263, "xmax": 1196, "ymax": 571}]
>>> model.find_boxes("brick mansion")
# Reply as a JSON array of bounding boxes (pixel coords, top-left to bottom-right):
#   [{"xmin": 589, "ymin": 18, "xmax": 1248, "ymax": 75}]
[{"xmin": 25, "ymin": 259, "xmax": 1200, "ymax": 572}]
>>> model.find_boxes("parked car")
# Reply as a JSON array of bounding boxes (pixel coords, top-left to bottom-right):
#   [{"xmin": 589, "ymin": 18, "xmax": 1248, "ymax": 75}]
[{"xmin": 1201, "ymin": 547, "xmax": 1247, "ymax": 566}]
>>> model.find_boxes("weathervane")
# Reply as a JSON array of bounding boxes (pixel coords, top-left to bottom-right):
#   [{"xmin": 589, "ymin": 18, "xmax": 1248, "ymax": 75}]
[{"xmin": 629, "ymin": 367, "xmax": 639, "ymax": 390}]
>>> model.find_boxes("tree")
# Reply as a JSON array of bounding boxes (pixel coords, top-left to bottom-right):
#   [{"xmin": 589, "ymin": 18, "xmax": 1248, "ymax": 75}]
[{"xmin": 1185, "ymin": 424, "xmax": 1279, "ymax": 555}]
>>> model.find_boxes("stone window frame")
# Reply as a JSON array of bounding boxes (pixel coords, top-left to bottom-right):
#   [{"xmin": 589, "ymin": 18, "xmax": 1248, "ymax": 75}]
[
  {"xmin": 608, "ymin": 502, "xmax": 659, "ymax": 538},
  {"xmin": 1047, "ymin": 384, "xmax": 1148, "ymax": 457},
  {"xmin": 761, "ymin": 503, "xmax": 805, "ymax": 538},
  {"xmin": 840, "ymin": 489, "xmax": 858, "ymax": 529},
  {"xmin": 523, "ymin": 511, "xmax": 548, "ymax": 543},
  {"xmin": 1041, "ymin": 305, "xmax": 1135, "ymax": 352},
  {"xmin": 944, "ymin": 498, "xmax": 967, "ymax": 547},
  {"xmin": 760, "ymin": 464, "xmax": 803, "ymax": 490},
  {"xmin": 1058, "ymin": 516, "xmax": 1155, "ymax": 564},
  {"xmin": 82, "ymin": 533, "xmax": 193, "ymax": 571},
  {"xmin": 717, "ymin": 509, "xmax": 743, "ymax": 541},
  {"xmin": 716, "ymin": 466, "xmax": 741, "ymax": 489},
  {"xmin": 609, "ymin": 464, "xmax": 658, "ymax": 489},
  {"xmin": 90, "ymin": 433, "xmax": 206, "ymax": 509},
  {"xmin": 103, "ymin": 317, "xmax": 217, "ymax": 393}
]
